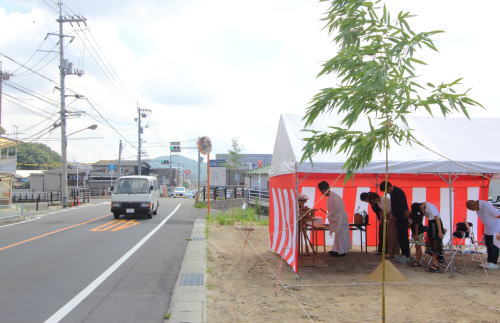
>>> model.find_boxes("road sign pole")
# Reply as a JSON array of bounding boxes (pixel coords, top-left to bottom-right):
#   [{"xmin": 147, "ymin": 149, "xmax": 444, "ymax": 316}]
[{"xmin": 207, "ymin": 153, "xmax": 211, "ymax": 219}]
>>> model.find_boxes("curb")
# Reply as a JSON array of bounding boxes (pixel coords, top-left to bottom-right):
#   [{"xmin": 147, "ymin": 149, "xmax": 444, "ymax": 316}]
[
  {"xmin": 166, "ymin": 218, "xmax": 207, "ymax": 323},
  {"xmin": 0, "ymin": 214, "xmax": 26, "ymax": 226}
]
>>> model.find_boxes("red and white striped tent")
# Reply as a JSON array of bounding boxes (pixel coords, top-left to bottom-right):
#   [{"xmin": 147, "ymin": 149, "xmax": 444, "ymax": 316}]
[{"xmin": 269, "ymin": 114, "xmax": 500, "ymax": 272}]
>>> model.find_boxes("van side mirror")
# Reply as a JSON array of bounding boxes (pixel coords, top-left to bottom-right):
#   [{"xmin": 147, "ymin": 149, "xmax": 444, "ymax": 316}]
[{"xmin": 150, "ymin": 185, "xmax": 154, "ymax": 191}]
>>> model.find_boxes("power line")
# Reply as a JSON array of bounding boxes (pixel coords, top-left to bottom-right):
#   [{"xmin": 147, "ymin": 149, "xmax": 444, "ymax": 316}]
[
  {"xmin": 3, "ymin": 95, "xmax": 54, "ymax": 117},
  {"xmin": 84, "ymin": 98, "xmax": 136, "ymax": 148},
  {"xmin": 0, "ymin": 52, "xmax": 77, "ymax": 94},
  {"xmin": 71, "ymin": 27, "xmax": 136, "ymax": 105},
  {"xmin": 11, "ymin": 38, "xmax": 48, "ymax": 74},
  {"xmin": 4, "ymin": 80, "xmax": 58, "ymax": 106}
]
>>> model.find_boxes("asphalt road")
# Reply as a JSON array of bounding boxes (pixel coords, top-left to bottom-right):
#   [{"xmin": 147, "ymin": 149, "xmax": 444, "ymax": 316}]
[{"xmin": 0, "ymin": 198, "xmax": 202, "ymax": 323}]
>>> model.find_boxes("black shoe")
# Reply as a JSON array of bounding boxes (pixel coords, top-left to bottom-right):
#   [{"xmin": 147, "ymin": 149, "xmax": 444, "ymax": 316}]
[
  {"xmin": 329, "ymin": 251, "xmax": 338, "ymax": 257},
  {"xmin": 329, "ymin": 251, "xmax": 346, "ymax": 257}
]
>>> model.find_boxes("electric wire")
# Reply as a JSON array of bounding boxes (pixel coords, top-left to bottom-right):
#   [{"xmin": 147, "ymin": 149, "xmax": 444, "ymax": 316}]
[
  {"xmin": 2, "ymin": 95, "xmax": 54, "ymax": 118},
  {"xmin": 71, "ymin": 27, "xmax": 136, "ymax": 105},
  {"xmin": 11, "ymin": 38, "xmax": 48, "ymax": 74},
  {"xmin": 4, "ymin": 80, "xmax": 58, "ymax": 106},
  {"xmin": 15, "ymin": 43, "xmax": 59, "ymax": 77},
  {"xmin": 84, "ymin": 98, "xmax": 136, "ymax": 148},
  {"xmin": 0, "ymin": 52, "xmax": 77, "ymax": 94}
]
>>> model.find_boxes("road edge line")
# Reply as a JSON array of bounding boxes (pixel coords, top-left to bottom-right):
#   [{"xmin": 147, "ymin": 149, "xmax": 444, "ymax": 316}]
[{"xmin": 44, "ymin": 204, "xmax": 182, "ymax": 323}]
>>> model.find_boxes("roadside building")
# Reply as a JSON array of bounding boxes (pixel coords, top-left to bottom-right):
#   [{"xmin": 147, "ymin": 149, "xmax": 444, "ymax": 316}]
[
  {"xmin": 210, "ymin": 154, "xmax": 272, "ymax": 187},
  {"xmin": 245, "ymin": 163, "xmax": 270, "ymax": 190},
  {"xmin": 29, "ymin": 163, "xmax": 91, "ymax": 192},
  {"xmin": 88, "ymin": 160, "xmax": 151, "ymax": 195},
  {"xmin": 0, "ymin": 137, "xmax": 17, "ymax": 204}
]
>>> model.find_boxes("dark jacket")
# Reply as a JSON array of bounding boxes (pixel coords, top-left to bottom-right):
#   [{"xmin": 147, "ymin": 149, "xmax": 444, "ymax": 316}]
[{"xmin": 390, "ymin": 186, "xmax": 409, "ymax": 219}]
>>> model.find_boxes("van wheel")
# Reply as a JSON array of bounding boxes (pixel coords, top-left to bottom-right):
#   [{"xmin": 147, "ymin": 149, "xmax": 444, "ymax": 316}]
[
  {"xmin": 147, "ymin": 211, "xmax": 153, "ymax": 219},
  {"xmin": 153, "ymin": 206, "xmax": 158, "ymax": 215},
  {"xmin": 113, "ymin": 213, "xmax": 120, "ymax": 219}
]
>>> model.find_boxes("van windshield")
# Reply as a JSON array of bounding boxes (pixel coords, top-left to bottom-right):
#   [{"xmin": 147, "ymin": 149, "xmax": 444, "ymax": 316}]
[{"xmin": 115, "ymin": 178, "xmax": 150, "ymax": 194}]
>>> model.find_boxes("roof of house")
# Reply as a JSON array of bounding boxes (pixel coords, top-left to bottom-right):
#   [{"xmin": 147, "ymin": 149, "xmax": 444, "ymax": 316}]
[
  {"xmin": 246, "ymin": 163, "xmax": 271, "ymax": 175},
  {"xmin": 94, "ymin": 160, "xmax": 150, "ymax": 167}
]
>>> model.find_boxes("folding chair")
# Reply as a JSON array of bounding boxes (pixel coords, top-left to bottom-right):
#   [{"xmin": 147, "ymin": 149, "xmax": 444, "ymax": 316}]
[{"xmin": 442, "ymin": 231, "xmax": 468, "ymax": 274}]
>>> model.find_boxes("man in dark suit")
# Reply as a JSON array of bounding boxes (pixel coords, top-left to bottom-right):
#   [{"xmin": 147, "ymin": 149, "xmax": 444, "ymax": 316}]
[{"xmin": 380, "ymin": 181, "xmax": 411, "ymax": 263}]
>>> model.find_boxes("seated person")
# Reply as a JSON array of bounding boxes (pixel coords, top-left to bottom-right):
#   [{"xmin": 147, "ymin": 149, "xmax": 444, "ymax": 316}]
[{"xmin": 298, "ymin": 194, "xmax": 315, "ymax": 220}]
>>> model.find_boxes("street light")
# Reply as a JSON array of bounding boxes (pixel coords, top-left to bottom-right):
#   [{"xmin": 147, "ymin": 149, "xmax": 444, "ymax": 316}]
[
  {"xmin": 67, "ymin": 124, "xmax": 98, "ymax": 137},
  {"xmin": 62, "ymin": 124, "xmax": 98, "ymax": 207}
]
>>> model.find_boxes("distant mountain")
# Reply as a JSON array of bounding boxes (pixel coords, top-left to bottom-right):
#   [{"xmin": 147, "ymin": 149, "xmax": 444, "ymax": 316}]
[{"xmin": 149, "ymin": 155, "xmax": 207, "ymax": 179}]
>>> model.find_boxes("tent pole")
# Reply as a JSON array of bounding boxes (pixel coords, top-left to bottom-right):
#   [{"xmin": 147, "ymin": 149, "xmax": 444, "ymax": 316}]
[
  {"xmin": 294, "ymin": 162, "xmax": 300, "ymax": 274},
  {"xmin": 448, "ymin": 172, "xmax": 454, "ymax": 247}
]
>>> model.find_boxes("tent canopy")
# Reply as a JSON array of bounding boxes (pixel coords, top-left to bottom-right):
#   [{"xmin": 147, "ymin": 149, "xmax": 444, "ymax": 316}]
[{"xmin": 270, "ymin": 114, "xmax": 500, "ymax": 177}]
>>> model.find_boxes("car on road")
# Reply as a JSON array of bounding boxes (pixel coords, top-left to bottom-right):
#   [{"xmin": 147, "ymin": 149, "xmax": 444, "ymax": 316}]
[
  {"xmin": 186, "ymin": 190, "xmax": 194, "ymax": 198},
  {"xmin": 174, "ymin": 186, "xmax": 187, "ymax": 198},
  {"xmin": 111, "ymin": 176, "xmax": 160, "ymax": 219}
]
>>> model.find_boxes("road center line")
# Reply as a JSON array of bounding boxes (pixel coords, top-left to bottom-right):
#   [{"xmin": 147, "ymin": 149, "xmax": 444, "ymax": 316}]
[
  {"xmin": 44, "ymin": 204, "xmax": 182, "ymax": 323},
  {"xmin": 0, "ymin": 214, "xmax": 111, "ymax": 252}
]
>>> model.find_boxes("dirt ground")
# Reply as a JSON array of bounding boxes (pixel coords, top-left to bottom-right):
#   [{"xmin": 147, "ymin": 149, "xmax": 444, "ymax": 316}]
[{"xmin": 207, "ymin": 224, "xmax": 500, "ymax": 323}]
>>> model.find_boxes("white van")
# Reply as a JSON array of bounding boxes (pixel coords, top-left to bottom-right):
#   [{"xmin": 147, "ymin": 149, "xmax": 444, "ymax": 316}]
[{"xmin": 111, "ymin": 176, "xmax": 160, "ymax": 219}]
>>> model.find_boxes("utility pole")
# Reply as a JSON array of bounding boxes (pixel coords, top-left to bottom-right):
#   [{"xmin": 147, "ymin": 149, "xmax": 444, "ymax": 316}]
[
  {"xmin": 54, "ymin": 3, "xmax": 86, "ymax": 207},
  {"xmin": 198, "ymin": 139, "xmax": 201, "ymax": 190},
  {"xmin": 137, "ymin": 103, "xmax": 141, "ymax": 175},
  {"xmin": 117, "ymin": 140, "xmax": 122, "ymax": 177},
  {"xmin": 0, "ymin": 61, "xmax": 12, "ymax": 127},
  {"xmin": 136, "ymin": 105, "xmax": 150, "ymax": 175}
]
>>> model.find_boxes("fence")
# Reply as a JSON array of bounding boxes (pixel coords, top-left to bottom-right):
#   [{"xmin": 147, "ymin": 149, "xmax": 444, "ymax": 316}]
[
  {"xmin": 12, "ymin": 188, "xmax": 91, "ymax": 210},
  {"xmin": 200, "ymin": 186, "xmax": 249, "ymax": 201}
]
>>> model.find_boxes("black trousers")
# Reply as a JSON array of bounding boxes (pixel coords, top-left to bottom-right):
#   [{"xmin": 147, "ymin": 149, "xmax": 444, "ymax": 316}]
[
  {"xmin": 396, "ymin": 217, "xmax": 410, "ymax": 257},
  {"xmin": 484, "ymin": 234, "xmax": 499, "ymax": 264}
]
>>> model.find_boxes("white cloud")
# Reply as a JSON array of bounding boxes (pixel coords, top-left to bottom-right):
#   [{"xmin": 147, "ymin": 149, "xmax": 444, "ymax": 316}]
[{"xmin": 0, "ymin": 0, "xmax": 498, "ymax": 164}]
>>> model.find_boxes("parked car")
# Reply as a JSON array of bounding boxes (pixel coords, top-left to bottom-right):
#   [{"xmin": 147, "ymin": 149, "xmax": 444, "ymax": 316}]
[
  {"xmin": 111, "ymin": 176, "xmax": 160, "ymax": 219},
  {"xmin": 174, "ymin": 186, "xmax": 187, "ymax": 198},
  {"xmin": 186, "ymin": 190, "xmax": 194, "ymax": 198}
]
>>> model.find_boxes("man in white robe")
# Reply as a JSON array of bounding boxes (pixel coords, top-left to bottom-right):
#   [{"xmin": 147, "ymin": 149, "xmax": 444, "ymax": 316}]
[{"xmin": 318, "ymin": 181, "xmax": 352, "ymax": 257}]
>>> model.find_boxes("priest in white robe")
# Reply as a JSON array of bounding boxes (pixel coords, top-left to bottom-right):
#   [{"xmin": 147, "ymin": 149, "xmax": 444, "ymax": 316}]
[{"xmin": 318, "ymin": 181, "xmax": 352, "ymax": 257}]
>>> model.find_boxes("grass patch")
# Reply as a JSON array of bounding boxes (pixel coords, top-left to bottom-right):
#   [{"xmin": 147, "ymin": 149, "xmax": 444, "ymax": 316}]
[
  {"xmin": 194, "ymin": 201, "xmax": 206, "ymax": 209},
  {"xmin": 207, "ymin": 207, "xmax": 268, "ymax": 226},
  {"xmin": 163, "ymin": 312, "xmax": 171, "ymax": 320}
]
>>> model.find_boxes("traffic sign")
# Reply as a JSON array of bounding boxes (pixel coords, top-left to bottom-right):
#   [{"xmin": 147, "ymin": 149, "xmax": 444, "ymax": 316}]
[
  {"xmin": 108, "ymin": 164, "xmax": 116, "ymax": 171},
  {"xmin": 209, "ymin": 159, "xmax": 224, "ymax": 167},
  {"xmin": 184, "ymin": 169, "xmax": 191, "ymax": 175}
]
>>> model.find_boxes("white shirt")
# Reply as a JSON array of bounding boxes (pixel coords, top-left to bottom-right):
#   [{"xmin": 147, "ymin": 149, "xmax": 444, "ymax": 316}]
[
  {"xmin": 423, "ymin": 202, "xmax": 439, "ymax": 220},
  {"xmin": 476, "ymin": 200, "xmax": 500, "ymax": 235},
  {"xmin": 378, "ymin": 195, "xmax": 391, "ymax": 214}
]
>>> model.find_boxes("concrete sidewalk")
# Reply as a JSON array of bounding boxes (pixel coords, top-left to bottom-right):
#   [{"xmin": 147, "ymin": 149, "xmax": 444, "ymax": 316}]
[{"xmin": 166, "ymin": 218, "xmax": 207, "ymax": 323}]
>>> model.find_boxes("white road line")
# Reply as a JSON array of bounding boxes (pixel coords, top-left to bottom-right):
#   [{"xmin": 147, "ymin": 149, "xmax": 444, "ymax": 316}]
[
  {"xmin": 44, "ymin": 204, "xmax": 182, "ymax": 323},
  {"xmin": 0, "ymin": 217, "xmax": 41, "ymax": 228}
]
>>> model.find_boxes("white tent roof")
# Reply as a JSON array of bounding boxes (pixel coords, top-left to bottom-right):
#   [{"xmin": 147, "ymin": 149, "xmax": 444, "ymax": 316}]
[{"xmin": 270, "ymin": 114, "xmax": 500, "ymax": 177}]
